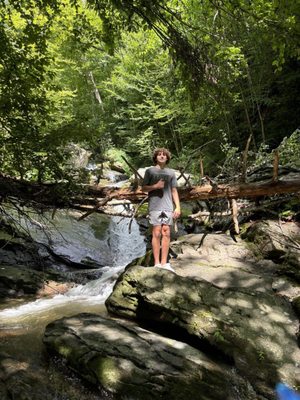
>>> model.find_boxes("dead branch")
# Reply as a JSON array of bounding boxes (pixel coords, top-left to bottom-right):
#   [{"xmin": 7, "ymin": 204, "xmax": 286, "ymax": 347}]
[
  {"xmin": 128, "ymin": 195, "xmax": 149, "ymax": 233},
  {"xmin": 200, "ymin": 157, "xmax": 204, "ymax": 181},
  {"xmin": 273, "ymin": 150, "xmax": 279, "ymax": 182},
  {"xmin": 230, "ymin": 198, "xmax": 239, "ymax": 234},
  {"xmin": 77, "ymin": 195, "xmax": 115, "ymax": 221},
  {"xmin": 241, "ymin": 134, "xmax": 252, "ymax": 183},
  {"xmin": 177, "ymin": 167, "xmax": 191, "ymax": 186},
  {"xmin": 121, "ymin": 156, "xmax": 143, "ymax": 179},
  {"xmin": 179, "ymin": 179, "xmax": 300, "ymax": 201}
]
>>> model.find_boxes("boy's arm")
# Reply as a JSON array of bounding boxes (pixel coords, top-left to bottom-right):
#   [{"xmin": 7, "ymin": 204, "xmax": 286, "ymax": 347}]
[
  {"xmin": 142, "ymin": 170, "xmax": 165, "ymax": 192},
  {"xmin": 142, "ymin": 180, "xmax": 165, "ymax": 192},
  {"xmin": 172, "ymin": 187, "xmax": 181, "ymax": 218}
]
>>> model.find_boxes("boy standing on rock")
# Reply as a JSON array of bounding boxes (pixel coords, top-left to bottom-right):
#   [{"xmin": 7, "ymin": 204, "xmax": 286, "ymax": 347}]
[{"xmin": 142, "ymin": 148, "xmax": 181, "ymax": 272}]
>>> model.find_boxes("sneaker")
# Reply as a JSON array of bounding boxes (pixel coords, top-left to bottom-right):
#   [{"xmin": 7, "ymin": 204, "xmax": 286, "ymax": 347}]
[
  {"xmin": 161, "ymin": 263, "xmax": 175, "ymax": 273},
  {"xmin": 154, "ymin": 264, "xmax": 161, "ymax": 267}
]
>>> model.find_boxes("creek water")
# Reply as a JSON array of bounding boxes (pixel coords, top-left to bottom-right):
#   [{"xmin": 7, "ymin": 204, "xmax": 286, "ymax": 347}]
[{"xmin": 0, "ymin": 209, "xmax": 147, "ymax": 399}]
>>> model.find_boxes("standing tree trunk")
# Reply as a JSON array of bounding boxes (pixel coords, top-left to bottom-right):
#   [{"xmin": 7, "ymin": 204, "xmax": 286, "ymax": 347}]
[{"xmin": 88, "ymin": 71, "xmax": 104, "ymax": 110}]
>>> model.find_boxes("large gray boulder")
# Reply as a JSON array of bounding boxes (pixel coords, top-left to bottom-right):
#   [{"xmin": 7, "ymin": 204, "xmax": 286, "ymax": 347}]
[
  {"xmin": 241, "ymin": 220, "xmax": 300, "ymax": 282},
  {"xmin": 43, "ymin": 313, "xmax": 256, "ymax": 400},
  {"xmin": 106, "ymin": 263, "xmax": 300, "ymax": 399}
]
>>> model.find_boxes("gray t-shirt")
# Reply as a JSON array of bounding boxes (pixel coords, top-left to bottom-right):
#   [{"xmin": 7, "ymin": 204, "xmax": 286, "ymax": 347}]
[{"xmin": 142, "ymin": 166, "xmax": 177, "ymax": 212}]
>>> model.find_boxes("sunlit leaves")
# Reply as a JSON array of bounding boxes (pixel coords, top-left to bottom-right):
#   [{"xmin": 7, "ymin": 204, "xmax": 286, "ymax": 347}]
[
  {"xmin": 0, "ymin": 0, "xmax": 106, "ymax": 181},
  {"xmin": 0, "ymin": 0, "xmax": 299, "ymax": 181}
]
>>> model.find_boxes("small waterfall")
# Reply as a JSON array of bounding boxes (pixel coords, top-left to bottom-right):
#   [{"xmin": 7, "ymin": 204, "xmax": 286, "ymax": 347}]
[
  {"xmin": 0, "ymin": 265, "xmax": 123, "ymax": 324},
  {"xmin": 67, "ymin": 265, "xmax": 124, "ymax": 297},
  {"xmin": 1, "ymin": 208, "xmax": 146, "ymax": 324}
]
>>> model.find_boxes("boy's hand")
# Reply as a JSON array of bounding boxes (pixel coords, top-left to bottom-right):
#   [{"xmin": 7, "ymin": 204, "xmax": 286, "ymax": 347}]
[
  {"xmin": 173, "ymin": 208, "xmax": 181, "ymax": 219},
  {"xmin": 155, "ymin": 179, "xmax": 165, "ymax": 189}
]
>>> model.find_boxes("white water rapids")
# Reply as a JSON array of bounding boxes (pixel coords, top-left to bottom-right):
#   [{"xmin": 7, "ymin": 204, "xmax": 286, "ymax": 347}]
[{"xmin": 0, "ymin": 265, "xmax": 124, "ymax": 324}]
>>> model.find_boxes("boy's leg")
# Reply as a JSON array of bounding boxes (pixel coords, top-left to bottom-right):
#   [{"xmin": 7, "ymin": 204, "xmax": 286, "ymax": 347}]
[
  {"xmin": 160, "ymin": 224, "xmax": 171, "ymax": 265},
  {"xmin": 152, "ymin": 225, "xmax": 162, "ymax": 265}
]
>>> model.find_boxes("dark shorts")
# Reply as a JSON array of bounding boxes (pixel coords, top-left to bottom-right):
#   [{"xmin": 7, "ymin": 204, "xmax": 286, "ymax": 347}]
[{"xmin": 149, "ymin": 210, "xmax": 173, "ymax": 226}]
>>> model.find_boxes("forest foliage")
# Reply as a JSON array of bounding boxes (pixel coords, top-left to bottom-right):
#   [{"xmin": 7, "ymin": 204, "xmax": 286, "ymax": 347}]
[{"xmin": 0, "ymin": 0, "xmax": 299, "ymax": 183}]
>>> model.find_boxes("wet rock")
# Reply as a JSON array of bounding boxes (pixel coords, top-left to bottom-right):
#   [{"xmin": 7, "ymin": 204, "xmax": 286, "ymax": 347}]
[
  {"xmin": 0, "ymin": 233, "xmax": 42, "ymax": 268},
  {"xmin": 0, "ymin": 227, "xmax": 106, "ymax": 298},
  {"xmin": 0, "ymin": 265, "xmax": 72, "ymax": 298},
  {"xmin": 0, "ymin": 227, "xmax": 73, "ymax": 276},
  {"xmin": 43, "ymin": 313, "xmax": 257, "ymax": 400},
  {"xmin": 241, "ymin": 220, "xmax": 299, "ymax": 259},
  {"xmin": 247, "ymin": 165, "xmax": 300, "ymax": 183},
  {"xmin": 67, "ymin": 268, "xmax": 104, "ymax": 284},
  {"xmin": 0, "ymin": 265, "xmax": 45, "ymax": 297},
  {"xmin": 0, "ymin": 353, "xmax": 54, "ymax": 400},
  {"xmin": 103, "ymin": 169, "xmax": 128, "ymax": 183},
  {"xmin": 37, "ymin": 280, "xmax": 73, "ymax": 297}
]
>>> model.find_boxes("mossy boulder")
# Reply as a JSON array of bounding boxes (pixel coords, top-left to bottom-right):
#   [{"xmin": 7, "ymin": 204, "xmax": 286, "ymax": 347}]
[
  {"xmin": 43, "ymin": 313, "xmax": 256, "ymax": 400},
  {"xmin": 106, "ymin": 265, "xmax": 300, "ymax": 398}
]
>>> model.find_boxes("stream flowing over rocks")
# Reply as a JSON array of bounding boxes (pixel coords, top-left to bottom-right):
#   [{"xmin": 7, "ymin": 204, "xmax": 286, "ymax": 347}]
[
  {"xmin": 43, "ymin": 220, "xmax": 300, "ymax": 400},
  {"xmin": 0, "ymin": 207, "xmax": 147, "ymax": 400}
]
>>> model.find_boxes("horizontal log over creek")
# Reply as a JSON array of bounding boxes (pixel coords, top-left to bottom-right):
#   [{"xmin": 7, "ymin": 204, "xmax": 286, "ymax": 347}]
[{"xmin": 1, "ymin": 173, "xmax": 300, "ymax": 206}]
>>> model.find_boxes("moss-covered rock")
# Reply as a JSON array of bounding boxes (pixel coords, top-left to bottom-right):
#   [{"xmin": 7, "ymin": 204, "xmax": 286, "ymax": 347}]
[
  {"xmin": 44, "ymin": 313, "xmax": 257, "ymax": 400},
  {"xmin": 106, "ymin": 265, "xmax": 300, "ymax": 399}
]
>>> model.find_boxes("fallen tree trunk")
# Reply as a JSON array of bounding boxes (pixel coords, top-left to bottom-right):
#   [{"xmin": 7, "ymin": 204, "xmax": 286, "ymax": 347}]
[
  {"xmin": 82, "ymin": 179, "xmax": 300, "ymax": 202},
  {"xmin": 78, "ymin": 179, "xmax": 300, "ymax": 221},
  {"xmin": 179, "ymin": 179, "xmax": 300, "ymax": 201},
  {"xmin": 1, "ymin": 173, "xmax": 300, "ymax": 208}
]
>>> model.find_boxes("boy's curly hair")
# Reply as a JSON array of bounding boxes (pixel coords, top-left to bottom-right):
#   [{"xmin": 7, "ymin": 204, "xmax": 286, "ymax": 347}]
[{"xmin": 152, "ymin": 148, "xmax": 171, "ymax": 164}]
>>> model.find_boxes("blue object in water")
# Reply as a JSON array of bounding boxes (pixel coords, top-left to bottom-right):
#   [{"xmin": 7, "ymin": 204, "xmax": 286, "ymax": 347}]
[{"xmin": 276, "ymin": 383, "xmax": 300, "ymax": 400}]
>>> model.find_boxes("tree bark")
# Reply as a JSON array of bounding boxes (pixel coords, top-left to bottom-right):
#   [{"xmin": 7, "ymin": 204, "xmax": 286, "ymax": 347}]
[
  {"xmin": 179, "ymin": 179, "xmax": 300, "ymax": 201},
  {"xmin": 1, "ymin": 174, "xmax": 300, "ymax": 209},
  {"xmin": 86, "ymin": 179, "xmax": 300, "ymax": 202}
]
